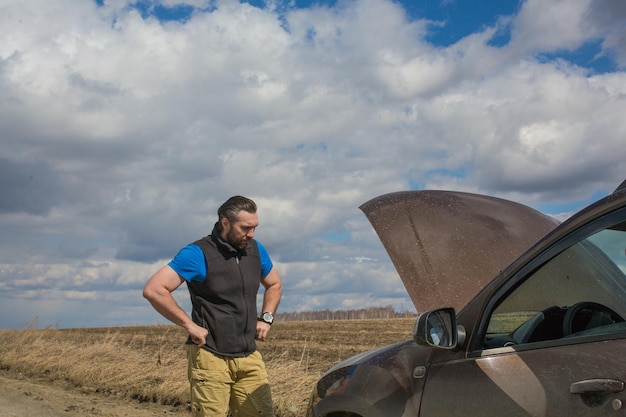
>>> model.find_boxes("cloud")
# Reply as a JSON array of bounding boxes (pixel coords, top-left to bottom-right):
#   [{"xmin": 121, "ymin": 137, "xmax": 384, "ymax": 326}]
[
  {"xmin": 0, "ymin": 0, "xmax": 624, "ymax": 328},
  {"xmin": 510, "ymin": 0, "xmax": 626, "ymax": 67},
  {"xmin": 583, "ymin": 0, "xmax": 626, "ymax": 67},
  {"xmin": 0, "ymin": 157, "xmax": 64, "ymax": 215}
]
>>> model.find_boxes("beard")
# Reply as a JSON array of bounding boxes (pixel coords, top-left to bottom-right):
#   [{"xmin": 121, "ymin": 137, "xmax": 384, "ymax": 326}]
[{"xmin": 226, "ymin": 229, "xmax": 248, "ymax": 250}]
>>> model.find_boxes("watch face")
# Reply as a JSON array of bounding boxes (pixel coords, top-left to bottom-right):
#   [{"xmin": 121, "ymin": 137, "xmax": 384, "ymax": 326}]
[{"xmin": 262, "ymin": 312, "xmax": 274, "ymax": 323}]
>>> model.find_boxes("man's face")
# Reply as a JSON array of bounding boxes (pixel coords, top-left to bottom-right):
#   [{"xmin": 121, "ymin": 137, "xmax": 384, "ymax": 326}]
[{"xmin": 221, "ymin": 210, "xmax": 258, "ymax": 250}]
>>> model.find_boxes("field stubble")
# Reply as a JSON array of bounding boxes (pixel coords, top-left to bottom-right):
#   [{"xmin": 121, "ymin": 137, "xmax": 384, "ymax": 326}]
[{"xmin": 0, "ymin": 318, "xmax": 415, "ymax": 417}]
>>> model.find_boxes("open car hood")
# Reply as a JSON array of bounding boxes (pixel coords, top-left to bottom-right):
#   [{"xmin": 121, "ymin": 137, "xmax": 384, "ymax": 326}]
[{"xmin": 360, "ymin": 191, "xmax": 560, "ymax": 313}]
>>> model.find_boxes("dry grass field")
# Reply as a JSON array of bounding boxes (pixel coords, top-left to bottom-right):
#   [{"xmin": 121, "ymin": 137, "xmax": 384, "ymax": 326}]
[{"xmin": 0, "ymin": 318, "xmax": 415, "ymax": 417}]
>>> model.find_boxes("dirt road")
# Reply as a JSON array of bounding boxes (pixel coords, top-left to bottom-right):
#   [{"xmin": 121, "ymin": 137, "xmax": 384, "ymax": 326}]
[{"xmin": 0, "ymin": 372, "xmax": 188, "ymax": 417}]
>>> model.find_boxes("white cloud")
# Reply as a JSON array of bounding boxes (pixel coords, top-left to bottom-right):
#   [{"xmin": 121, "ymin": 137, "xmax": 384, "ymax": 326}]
[
  {"xmin": 0, "ymin": 0, "xmax": 625, "ymax": 328},
  {"xmin": 510, "ymin": 0, "xmax": 594, "ymax": 52},
  {"xmin": 510, "ymin": 0, "xmax": 626, "ymax": 66}
]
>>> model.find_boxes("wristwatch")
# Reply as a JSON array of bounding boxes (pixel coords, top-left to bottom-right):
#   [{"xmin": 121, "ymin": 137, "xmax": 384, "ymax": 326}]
[{"xmin": 259, "ymin": 312, "xmax": 274, "ymax": 325}]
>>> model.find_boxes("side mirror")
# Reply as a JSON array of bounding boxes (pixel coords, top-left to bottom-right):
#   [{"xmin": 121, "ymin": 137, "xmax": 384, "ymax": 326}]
[{"xmin": 413, "ymin": 307, "xmax": 465, "ymax": 349}]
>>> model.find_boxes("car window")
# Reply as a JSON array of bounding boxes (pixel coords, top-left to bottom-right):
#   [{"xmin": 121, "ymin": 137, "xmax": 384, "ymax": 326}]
[{"xmin": 483, "ymin": 217, "xmax": 626, "ymax": 349}]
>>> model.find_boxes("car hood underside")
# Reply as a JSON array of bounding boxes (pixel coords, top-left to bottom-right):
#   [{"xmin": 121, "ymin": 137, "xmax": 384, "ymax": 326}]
[{"xmin": 360, "ymin": 190, "xmax": 560, "ymax": 313}]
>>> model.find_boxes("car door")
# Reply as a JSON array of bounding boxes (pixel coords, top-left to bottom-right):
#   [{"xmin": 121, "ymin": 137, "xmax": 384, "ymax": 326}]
[
  {"xmin": 419, "ymin": 208, "xmax": 626, "ymax": 417},
  {"xmin": 421, "ymin": 340, "xmax": 626, "ymax": 416}
]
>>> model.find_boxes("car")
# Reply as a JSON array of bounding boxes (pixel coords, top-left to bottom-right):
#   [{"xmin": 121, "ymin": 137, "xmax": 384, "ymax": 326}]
[{"xmin": 307, "ymin": 179, "xmax": 626, "ymax": 417}]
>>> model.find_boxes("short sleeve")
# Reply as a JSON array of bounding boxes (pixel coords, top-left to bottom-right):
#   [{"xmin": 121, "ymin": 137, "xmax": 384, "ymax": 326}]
[
  {"xmin": 256, "ymin": 241, "xmax": 274, "ymax": 277},
  {"xmin": 168, "ymin": 244, "xmax": 207, "ymax": 282}
]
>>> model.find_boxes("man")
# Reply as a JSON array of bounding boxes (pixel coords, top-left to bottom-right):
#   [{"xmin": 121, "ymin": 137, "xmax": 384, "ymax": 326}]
[{"xmin": 143, "ymin": 196, "xmax": 282, "ymax": 417}]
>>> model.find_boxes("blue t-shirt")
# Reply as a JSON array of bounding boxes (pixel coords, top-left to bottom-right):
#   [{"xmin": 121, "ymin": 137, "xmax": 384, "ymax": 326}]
[{"xmin": 169, "ymin": 241, "xmax": 274, "ymax": 282}]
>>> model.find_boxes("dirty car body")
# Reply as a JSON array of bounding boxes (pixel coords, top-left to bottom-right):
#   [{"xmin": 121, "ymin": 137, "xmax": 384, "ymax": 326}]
[{"xmin": 307, "ymin": 180, "xmax": 626, "ymax": 417}]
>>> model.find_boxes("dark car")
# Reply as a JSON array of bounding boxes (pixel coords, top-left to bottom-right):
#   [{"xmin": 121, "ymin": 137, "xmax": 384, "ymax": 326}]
[{"xmin": 307, "ymin": 179, "xmax": 626, "ymax": 417}]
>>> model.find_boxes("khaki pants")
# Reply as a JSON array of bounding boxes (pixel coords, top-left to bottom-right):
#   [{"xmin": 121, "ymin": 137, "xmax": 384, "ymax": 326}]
[{"xmin": 186, "ymin": 345, "xmax": 274, "ymax": 417}]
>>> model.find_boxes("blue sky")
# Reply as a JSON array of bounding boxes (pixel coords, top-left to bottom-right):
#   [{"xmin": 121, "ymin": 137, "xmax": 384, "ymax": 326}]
[{"xmin": 0, "ymin": 0, "xmax": 625, "ymax": 329}]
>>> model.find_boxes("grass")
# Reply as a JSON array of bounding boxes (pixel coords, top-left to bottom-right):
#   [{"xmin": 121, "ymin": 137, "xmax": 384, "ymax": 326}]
[{"xmin": 0, "ymin": 318, "xmax": 415, "ymax": 417}]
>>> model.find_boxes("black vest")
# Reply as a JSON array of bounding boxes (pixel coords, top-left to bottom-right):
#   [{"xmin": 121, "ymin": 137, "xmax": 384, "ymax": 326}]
[{"xmin": 187, "ymin": 224, "xmax": 262, "ymax": 357}]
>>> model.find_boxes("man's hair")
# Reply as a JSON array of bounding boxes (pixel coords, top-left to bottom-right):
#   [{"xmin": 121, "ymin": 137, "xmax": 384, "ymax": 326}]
[{"xmin": 218, "ymin": 196, "xmax": 257, "ymax": 224}]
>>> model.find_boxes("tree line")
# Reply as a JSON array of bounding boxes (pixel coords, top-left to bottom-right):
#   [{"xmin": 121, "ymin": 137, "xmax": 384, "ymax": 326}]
[{"xmin": 274, "ymin": 305, "xmax": 416, "ymax": 322}]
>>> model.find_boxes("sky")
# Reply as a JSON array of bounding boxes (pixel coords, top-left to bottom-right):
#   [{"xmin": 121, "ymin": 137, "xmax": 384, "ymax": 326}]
[{"xmin": 1, "ymin": 0, "xmax": 625, "ymax": 329}]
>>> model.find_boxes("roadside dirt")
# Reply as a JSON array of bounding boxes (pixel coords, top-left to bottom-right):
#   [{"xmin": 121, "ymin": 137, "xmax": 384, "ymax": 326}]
[{"xmin": 0, "ymin": 372, "xmax": 188, "ymax": 417}]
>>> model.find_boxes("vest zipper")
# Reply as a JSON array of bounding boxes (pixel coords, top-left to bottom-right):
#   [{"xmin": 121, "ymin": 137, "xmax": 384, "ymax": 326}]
[{"xmin": 236, "ymin": 253, "xmax": 251, "ymax": 353}]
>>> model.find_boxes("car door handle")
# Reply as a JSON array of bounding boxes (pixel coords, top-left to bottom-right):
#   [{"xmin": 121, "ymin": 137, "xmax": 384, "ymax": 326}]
[{"xmin": 570, "ymin": 378, "xmax": 624, "ymax": 394}]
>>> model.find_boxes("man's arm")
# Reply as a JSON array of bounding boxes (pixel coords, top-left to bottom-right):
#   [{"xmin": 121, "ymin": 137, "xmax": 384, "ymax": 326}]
[
  {"xmin": 256, "ymin": 266, "xmax": 283, "ymax": 341},
  {"xmin": 143, "ymin": 265, "xmax": 208, "ymax": 346}
]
